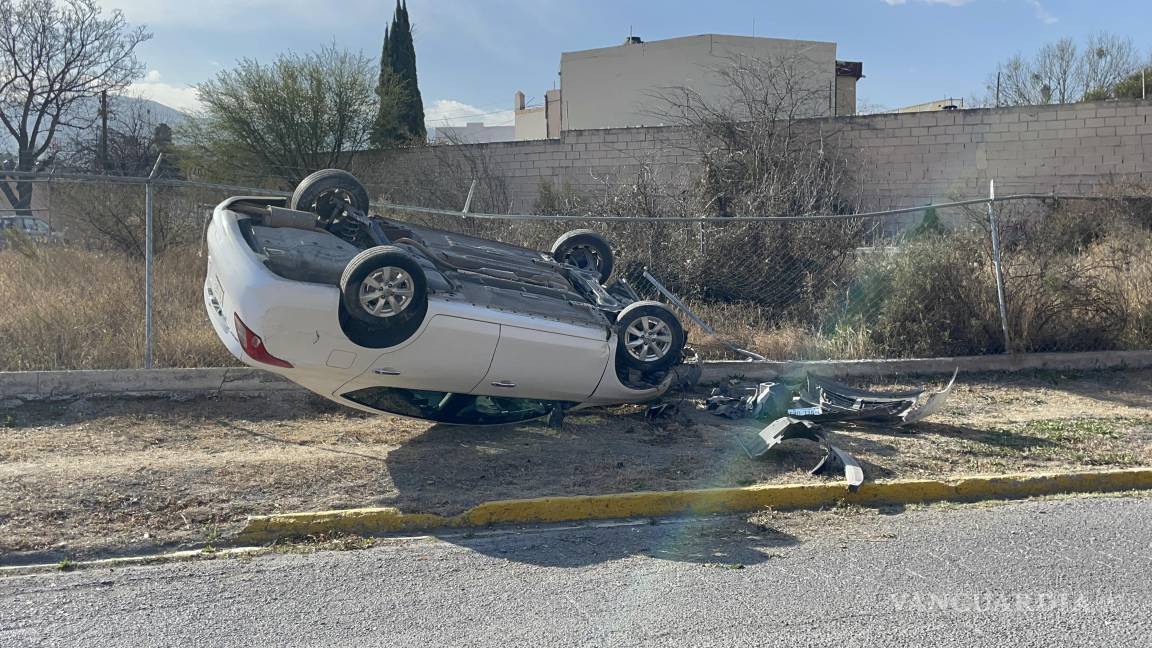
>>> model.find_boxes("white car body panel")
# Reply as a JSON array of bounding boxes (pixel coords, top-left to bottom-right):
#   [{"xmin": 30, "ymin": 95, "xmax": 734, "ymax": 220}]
[
  {"xmin": 480, "ymin": 325, "xmax": 610, "ymax": 401},
  {"xmin": 338, "ymin": 315, "xmax": 500, "ymax": 395},
  {"xmin": 204, "ymin": 196, "xmax": 676, "ymax": 422}
]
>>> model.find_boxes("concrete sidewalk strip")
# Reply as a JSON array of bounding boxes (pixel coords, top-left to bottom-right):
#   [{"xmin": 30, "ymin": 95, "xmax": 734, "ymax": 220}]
[
  {"xmin": 4, "ymin": 350, "xmax": 1152, "ymax": 401},
  {"xmin": 722, "ymin": 350, "xmax": 1152, "ymax": 381},
  {"xmin": 0, "ymin": 367, "xmax": 302, "ymax": 400},
  {"xmin": 235, "ymin": 468, "xmax": 1152, "ymax": 545}
]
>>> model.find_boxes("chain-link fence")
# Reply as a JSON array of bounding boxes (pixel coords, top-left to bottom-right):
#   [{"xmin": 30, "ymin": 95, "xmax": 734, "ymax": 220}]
[
  {"xmin": 379, "ymin": 188, "xmax": 1152, "ymax": 361},
  {"xmin": 2, "ymin": 171, "xmax": 1150, "ymax": 371}
]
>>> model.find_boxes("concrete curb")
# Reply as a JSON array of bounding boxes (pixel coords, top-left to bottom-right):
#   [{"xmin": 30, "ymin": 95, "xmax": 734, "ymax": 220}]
[
  {"xmin": 700, "ymin": 350, "xmax": 1152, "ymax": 382},
  {"xmin": 0, "ymin": 367, "xmax": 300, "ymax": 401},
  {"xmin": 4, "ymin": 350, "xmax": 1152, "ymax": 401},
  {"xmin": 235, "ymin": 468, "xmax": 1152, "ymax": 545},
  {"xmin": 0, "ymin": 546, "xmax": 266, "ymax": 578},
  {"xmin": 4, "ymin": 469, "xmax": 1147, "ymax": 577}
]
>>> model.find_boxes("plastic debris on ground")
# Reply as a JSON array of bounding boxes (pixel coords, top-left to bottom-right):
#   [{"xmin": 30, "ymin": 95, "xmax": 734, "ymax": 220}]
[{"xmin": 706, "ymin": 370, "xmax": 958, "ymax": 490}]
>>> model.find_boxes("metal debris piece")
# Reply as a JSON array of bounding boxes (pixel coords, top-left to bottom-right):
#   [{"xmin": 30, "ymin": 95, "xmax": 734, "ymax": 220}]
[
  {"xmin": 721, "ymin": 370, "xmax": 959, "ymax": 427},
  {"xmin": 705, "ymin": 385, "xmax": 749, "ymax": 418},
  {"xmin": 645, "ymin": 402, "xmax": 676, "ymax": 420},
  {"xmin": 750, "ymin": 382, "xmax": 793, "ymax": 419},
  {"xmin": 547, "ymin": 406, "xmax": 567, "ymax": 429},
  {"xmin": 714, "ymin": 370, "xmax": 959, "ymax": 490},
  {"xmin": 810, "ymin": 444, "xmax": 865, "ymax": 491},
  {"xmin": 738, "ymin": 417, "xmax": 824, "ymax": 457},
  {"xmin": 738, "ymin": 417, "xmax": 864, "ymax": 491},
  {"xmin": 901, "ymin": 369, "xmax": 959, "ymax": 425},
  {"xmin": 669, "ymin": 352, "xmax": 703, "ymax": 391}
]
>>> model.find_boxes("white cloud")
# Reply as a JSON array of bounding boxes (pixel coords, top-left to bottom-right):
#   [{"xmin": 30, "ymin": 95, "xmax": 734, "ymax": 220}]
[
  {"xmin": 101, "ymin": 0, "xmax": 379, "ymax": 29},
  {"xmin": 1026, "ymin": 0, "xmax": 1059, "ymax": 24},
  {"xmin": 127, "ymin": 80, "xmax": 202, "ymax": 113},
  {"xmin": 424, "ymin": 100, "xmax": 514, "ymax": 128}
]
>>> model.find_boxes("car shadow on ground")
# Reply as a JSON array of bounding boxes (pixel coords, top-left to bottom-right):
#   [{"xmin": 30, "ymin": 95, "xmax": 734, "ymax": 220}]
[
  {"xmin": 431, "ymin": 515, "xmax": 800, "ymax": 569},
  {"xmin": 217, "ymin": 419, "xmax": 391, "ymax": 463},
  {"xmin": 909, "ymin": 421, "xmax": 1061, "ymax": 449},
  {"xmin": 376, "ymin": 407, "xmax": 854, "ymax": 515},
  {"xmin": 376, "ymin": 409, "xmax": 875, "ymax": 568}
]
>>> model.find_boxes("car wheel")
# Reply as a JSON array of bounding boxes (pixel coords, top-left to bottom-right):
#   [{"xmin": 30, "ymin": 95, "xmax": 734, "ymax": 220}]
[
  {"xmin": 551, "ymin": 229, "xmax": 614, "ymax": 283},
  {"xmin": 340, "ymin": 246, "xmax": 429, "ymax": 345},
  {"xmin": 615, "ymin": 301, "xmax": 685, "ymax": 373},
  {"xmin": 291, "ymin": 169, "xmax": 371, "ymax": 223}
]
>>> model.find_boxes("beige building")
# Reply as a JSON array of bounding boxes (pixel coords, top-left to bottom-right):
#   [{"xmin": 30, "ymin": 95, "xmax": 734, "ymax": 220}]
[
  {"xmin": 513, "ymin": 90, "xmax": 562, "ymax": 141},
  {"xmin": 515, "ymin": 33, "xmax": 862, "ymax": 139},
  {"xmin": 893, "ymin": 98, "xmax": 965, "ymax": 113},
  {"xmin": 432, "ymin": 122, "xmax": 515, "ymax": 144}
]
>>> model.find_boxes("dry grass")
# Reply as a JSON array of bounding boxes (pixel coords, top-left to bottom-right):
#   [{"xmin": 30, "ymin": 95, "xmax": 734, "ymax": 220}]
[
  {"xmin": 1, "ymin": 369, "xmax": 1149, "ymax": 559},
  {"xmin": 686, "ymin": 300, "xmax": 881, "ymax": 361},
  {"xmin": 0, "ymin": 245, "xmax": 235, "ymax": 371},
  {"xmin": 2, "ymin": 226, "xmax": 1150, "ymax": 371}
]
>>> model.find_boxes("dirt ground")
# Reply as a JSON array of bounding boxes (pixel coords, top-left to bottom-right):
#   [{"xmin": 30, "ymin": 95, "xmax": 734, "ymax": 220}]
[{"xmin": 2, "ymin": 368, "xmax": 1150, "ymax": 563}]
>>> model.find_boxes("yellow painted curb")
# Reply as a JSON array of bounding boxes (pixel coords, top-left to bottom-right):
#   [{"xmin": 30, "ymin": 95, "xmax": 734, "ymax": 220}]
[{"xmin": 236, "ymin": 468, "xmax": 1152, "ymax": 545}]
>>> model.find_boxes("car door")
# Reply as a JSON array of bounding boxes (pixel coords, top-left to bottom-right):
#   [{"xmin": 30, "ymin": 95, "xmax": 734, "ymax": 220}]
[
  {"xmin": 478, "ymin": 324, "xmax": 609, "ymax": 401},
  {"xmin": 337, "ymin": 314, "xmax": 500, "ymax": 396}
]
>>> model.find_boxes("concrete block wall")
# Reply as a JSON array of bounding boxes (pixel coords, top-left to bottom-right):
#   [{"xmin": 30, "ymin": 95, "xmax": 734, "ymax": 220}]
[
  {"xmin": 359, "ymin": 99, "xmax": 1152, "ymax": 216},
  {"xmin": 836, "ymin": 100, "xmax": 1152, "ymax": 209}
]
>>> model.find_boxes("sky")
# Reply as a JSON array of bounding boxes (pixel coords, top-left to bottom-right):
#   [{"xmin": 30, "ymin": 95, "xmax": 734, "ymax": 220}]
[{"xmin": 105, "ymin": 0, "xmax": 1151, "ymax": 127}]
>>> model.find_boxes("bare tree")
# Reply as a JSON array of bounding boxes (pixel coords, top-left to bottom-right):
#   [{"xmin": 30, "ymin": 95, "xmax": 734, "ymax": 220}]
[
  {"xmin": 618, "ymin": 53, "xmax": 867, "ymax": 319},
  {"xmin": 650, "ymin": 51, "xmax": 859, "ymax": 219},
  {"xmin": 43, "ymin": 97, "xmax": 199, "ymax": 256},
  {"xmin": 1035, "ymin": 37, "xmax": 1080, "ymax": 104},
  {"xmin": 985, "ymin": 33, "xmax": 1139, "ymax": 106},
  {"xmin": 1081, "ymin": 33, "xmax": 1142, "ymax": 99},
  {"xmin": 184, "ymin": 47, "xmax": 381, "ymax": 189},
  {"xmin": 0, "ymin": 0, "xmax": 150, "ymax": 215},
  {"xmin": 59, "ymin": 95, "xmax": 178, "ymax": 177}
]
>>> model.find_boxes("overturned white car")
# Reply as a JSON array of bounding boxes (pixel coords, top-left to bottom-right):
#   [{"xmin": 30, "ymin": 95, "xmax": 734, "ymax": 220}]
[{"xmin": 204, "ymin": 169, "xmax": 689, "ymax": 425}]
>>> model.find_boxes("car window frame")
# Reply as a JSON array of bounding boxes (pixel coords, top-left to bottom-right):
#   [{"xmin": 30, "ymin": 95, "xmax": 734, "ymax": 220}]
[{"xmin": 342, "ymin": 386, "xmax": 569, "ymax": 426}]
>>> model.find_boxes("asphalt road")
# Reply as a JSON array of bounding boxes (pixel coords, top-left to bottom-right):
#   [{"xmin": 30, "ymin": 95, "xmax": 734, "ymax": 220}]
[{"xmin": 2, "ymin": 496, "xmax": 1150, "ymax": 647}]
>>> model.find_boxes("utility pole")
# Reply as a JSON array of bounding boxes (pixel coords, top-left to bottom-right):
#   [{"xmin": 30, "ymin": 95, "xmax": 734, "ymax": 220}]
[
  {"xmin": 995, "ymin": 71, "xmax": 1002, "ymax": 107},
  {"xmin": 98, "ymin": 90, "xmax": 109, "ymax": 172},
  {"xmin": 144, "ymin": 153, "xmax": 164, "ymax": 369}
]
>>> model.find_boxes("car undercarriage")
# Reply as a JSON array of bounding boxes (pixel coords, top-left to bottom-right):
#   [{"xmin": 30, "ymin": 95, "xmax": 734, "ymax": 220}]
[{"xmin": 218, "ymin": 169, "xmax": 690, "ymax": 393}]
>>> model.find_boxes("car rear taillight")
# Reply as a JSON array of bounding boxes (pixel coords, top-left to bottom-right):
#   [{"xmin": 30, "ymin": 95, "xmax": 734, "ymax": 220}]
[{"xmin": 234, "ymin": 314, "xmax": 293, "ymax": 368}]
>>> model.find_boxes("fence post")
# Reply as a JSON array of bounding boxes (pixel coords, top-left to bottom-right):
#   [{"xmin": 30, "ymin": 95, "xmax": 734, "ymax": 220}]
[
  {"xmin": 987, "ymin": 179, "xmax": 1012, "ymax": 353},
  {"xmin": 462, "ymin": 178, "xmax": 476, "ymax": 215},
  {"xmin": 144, "ymin": 154, "xmax": 164, "ymax": 369}
]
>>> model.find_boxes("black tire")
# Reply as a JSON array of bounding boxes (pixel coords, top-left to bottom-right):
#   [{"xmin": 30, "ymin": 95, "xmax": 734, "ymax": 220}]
[
  {"xmin": 291, "ymin": 169, "xmax": 371, "ymax": 223},
  {"xmin": 340, "ymin": 246, "xmax": 428, "ymax": 346},
  {"xmin": 551, "ymin": 229, "xmax": 614, "ymax": 283},
  {"xmin": 615, "ymin": 301, "xmax": 685, "ymax": 373}
]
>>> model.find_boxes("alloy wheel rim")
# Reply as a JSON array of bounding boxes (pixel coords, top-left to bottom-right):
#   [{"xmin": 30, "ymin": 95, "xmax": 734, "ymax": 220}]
[
  {"xmin": 624, "ymin": 316, "xmax": 673, "ymax": 362},
  {"xmin": 359, "ymin": 266, "xmax": 415, "ymax": 317}
]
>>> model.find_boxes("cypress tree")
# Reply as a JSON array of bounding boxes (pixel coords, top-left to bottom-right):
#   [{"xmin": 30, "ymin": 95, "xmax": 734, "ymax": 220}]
[{"xmin": 373, "ymin": 0, "xmax": 426, "ymax": 146}]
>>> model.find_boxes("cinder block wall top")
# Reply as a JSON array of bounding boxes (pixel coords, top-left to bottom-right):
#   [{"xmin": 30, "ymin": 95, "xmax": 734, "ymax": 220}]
[{"xmin": 358, "ymin": 99, "xmax": 1152, "ymax": 215}]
